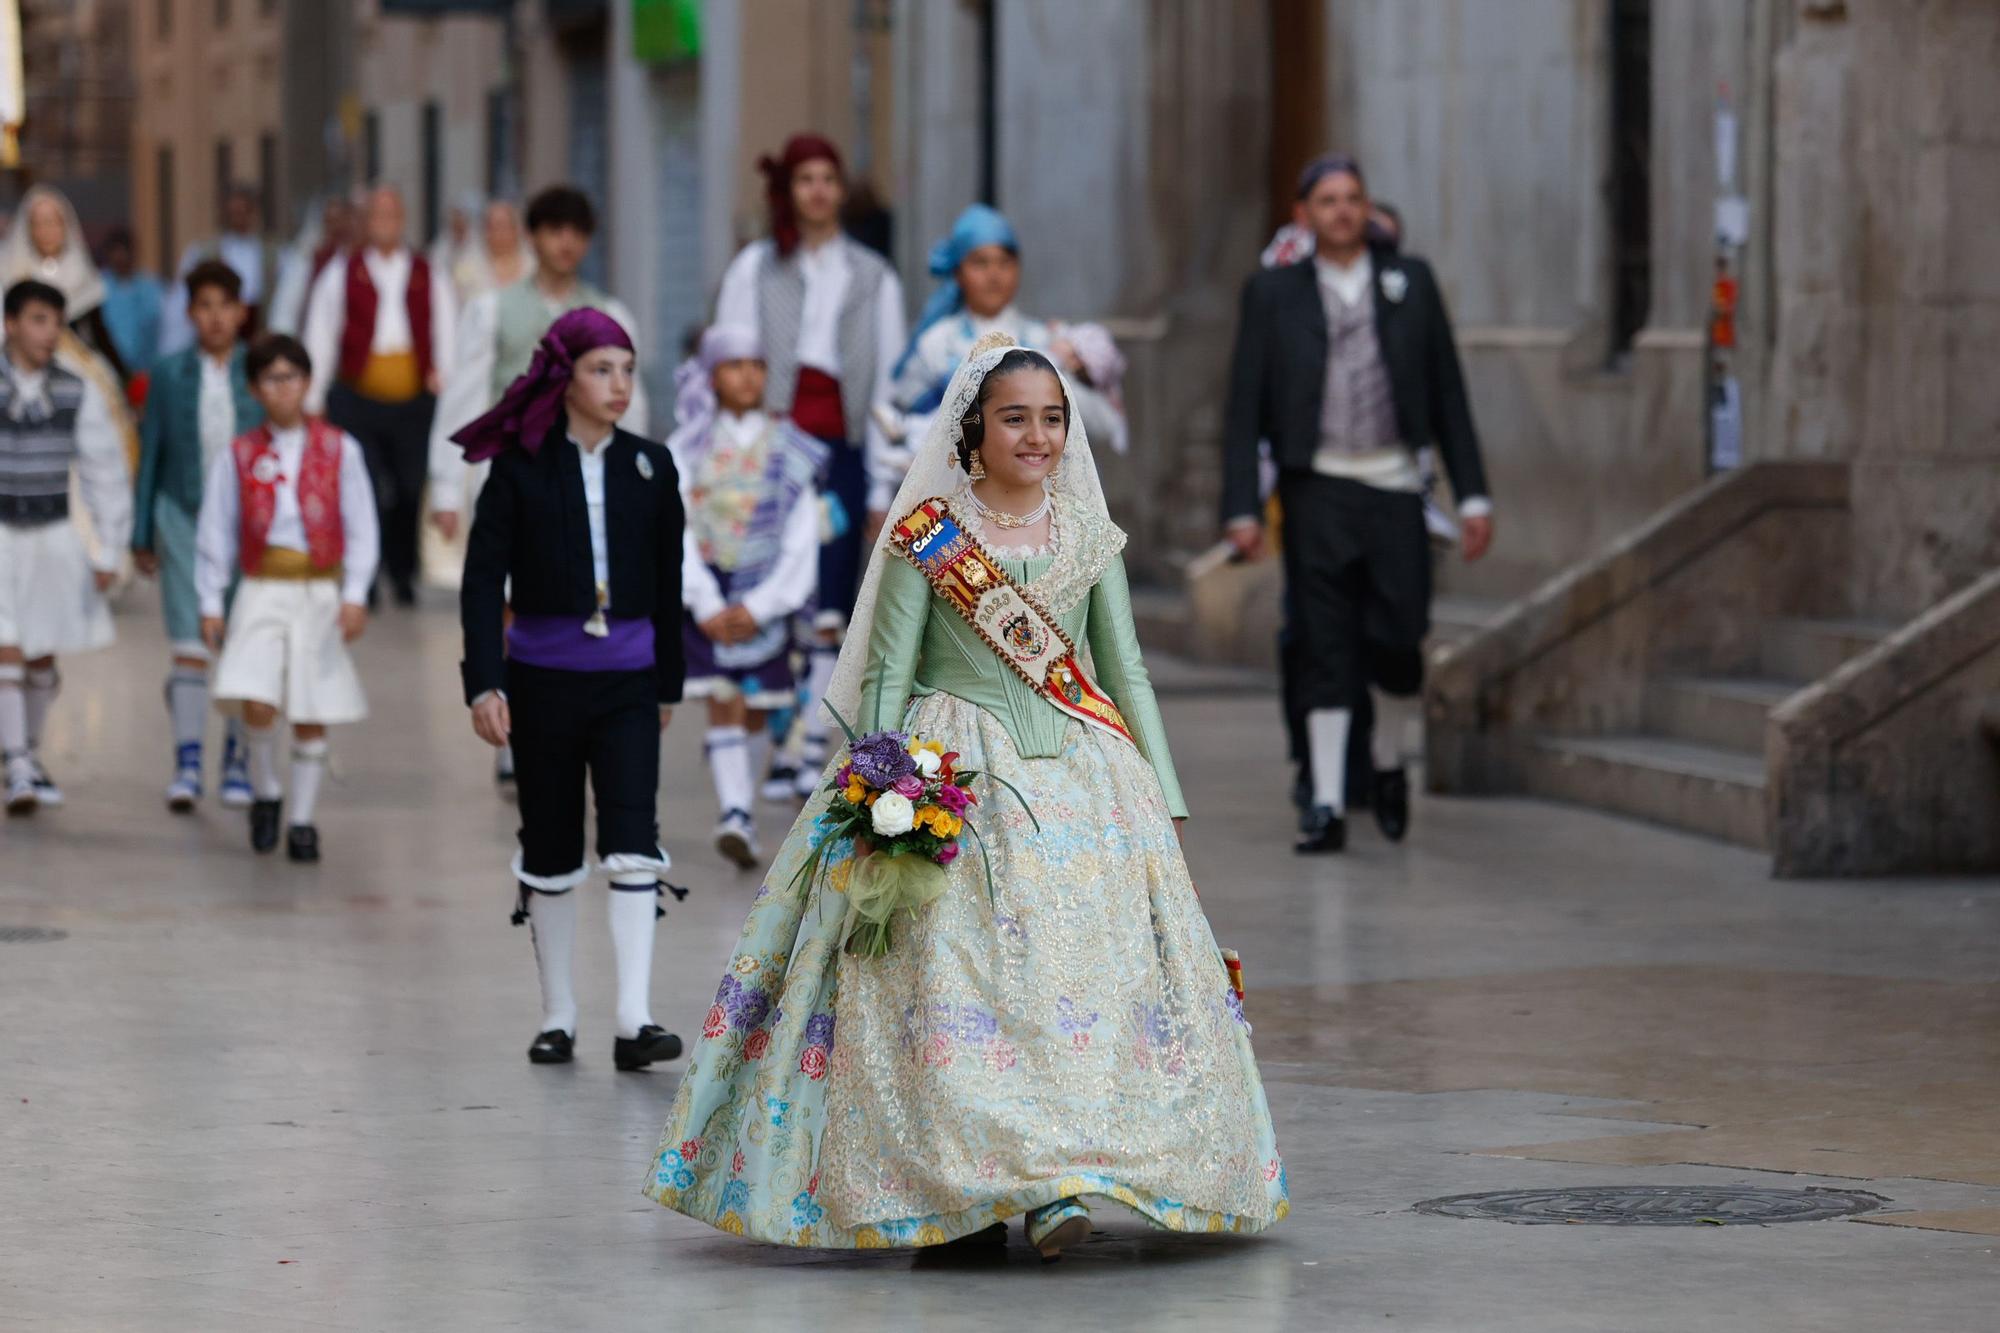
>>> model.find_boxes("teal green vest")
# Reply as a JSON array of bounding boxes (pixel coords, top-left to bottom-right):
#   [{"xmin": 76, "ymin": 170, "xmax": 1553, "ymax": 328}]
[{"xmin": 492, "ymin": 278, "xmax": 613, "ymax": 399}]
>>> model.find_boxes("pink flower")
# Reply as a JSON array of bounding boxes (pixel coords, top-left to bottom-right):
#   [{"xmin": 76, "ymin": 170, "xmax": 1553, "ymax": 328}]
[
  {"xmin": 922, "ymin": 1033, "xmax": 953, "ymax": 1068},
  {"xmin": 934, "ymin": 842, "xmax": 960, "ymax": 866},
  {"xmin": 984, "ymin": 1040, "xmax": 1017, "ymax": 1072},
  {"xmin": 733, "ymin": 1150, "xmax": 746, "ymax": 1174},
  {"xmin": 892, "ymin": 774, "xmax": 924, "ymax": 799},
  {"xmin": 742, "ymin": 1029, "xmax": 771, "ymax": 1061},
  {"xmin": 703, "ymin": 1005, "xmax": 728, "ymax": 1039},
  {"xmin": 836, "ymin": 763, "xmax": 854, "ymax": 788},
  {"xmin": 800, "ymin": 1046, "xmax": 828, "ymax": 1080},
  {"xmin": 680, "ymin": 1138, "xmax": 703, "ymax": 1162},
  {"xmin": 934, "ymin": 782, "xmax": 972, "ymax": 815}
]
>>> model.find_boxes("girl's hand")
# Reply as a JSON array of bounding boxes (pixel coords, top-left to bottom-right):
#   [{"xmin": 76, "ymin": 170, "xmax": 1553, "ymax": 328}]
[{"xmin": 471, "ymin": 692, "xmax": 511, "ymax": 747}]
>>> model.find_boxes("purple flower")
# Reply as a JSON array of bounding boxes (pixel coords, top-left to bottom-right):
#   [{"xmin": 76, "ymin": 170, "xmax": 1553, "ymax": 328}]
[
  {"xmin": 848, "ymin": 730, "xmax": 916, "ymax": 788},
  {"xmin": 891, "ymin": 774, "xmax": 924, "ymax": 799},
  {"xmin": 934, "ymin": 842, "xmax": 960, "ymax": 866},
  {"xmin": 934, "ymin": 782, "xmax": 971, "ymax": 815},
  {"xmin": 836, "ymin": 763, "xmax": 855, "ymax": 788},
  {"xmin": 724, "ymin": 979, "xmax": 771, "ymax": 1031},
  {"xmin": 803, "ymin": 1013, "xmax": 836, "ymax": 1052}
]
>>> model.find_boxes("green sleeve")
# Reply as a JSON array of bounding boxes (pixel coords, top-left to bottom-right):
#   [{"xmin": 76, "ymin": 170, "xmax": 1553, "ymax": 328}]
[
  {"xmin": 860, "ymin": 553, "xmax": 931, "ymax": 733},
  {"xmin": 132, "ymin": 370, "xmax": 166, "ymax": 551},
  {"xmin": 1085, "ymin": 554, "xmax": 1189, "ymax": 819}
]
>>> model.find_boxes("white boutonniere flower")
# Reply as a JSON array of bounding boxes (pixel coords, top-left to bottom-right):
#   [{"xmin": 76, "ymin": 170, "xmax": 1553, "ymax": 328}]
[{"xmin": 1380, "ymin": 268, "xmax": 1409, "ymax": 303}]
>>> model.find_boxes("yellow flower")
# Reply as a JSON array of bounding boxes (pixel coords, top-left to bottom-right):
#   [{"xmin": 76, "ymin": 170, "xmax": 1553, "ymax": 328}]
[
  {"xmin": 914, "ymin": 1224, "xmax": 947, "ymax": 1246},
  {"xmin": 853, "ymin": 1226, "xmax": 889, "ymax": 1249},
  {"xmin": 843, "ymin": 778, "xmax": 869, "ymax": 804},
  {"xmin": 717, "ymin": 1211, "xmax": 746, "ymax": 1236}
]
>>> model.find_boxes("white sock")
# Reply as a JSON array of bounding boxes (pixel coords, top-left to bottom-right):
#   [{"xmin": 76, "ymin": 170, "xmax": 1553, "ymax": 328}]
[
  {"xmin": 1306, "ymin": 707, "xmax": 1351, "ymax": 814},
  {"xmin": 608, "ymin": 878, "xmax": 659, "ymax": 1040},
  {"xmin": 23, "ymin": 665, "xmax": 58, "ymax": 750},
  {"xmin": 1370, "ymin": 688, "xmax": 1418, "ymax": 772},
  {"xmin": 289, "ymin": 737, "xmax": 329, "ymax": 825},
  {"xmin": 526, "ymin": 888, "xmax": 579, "ymax": 1036},
  {"xmin": 0, "ymin": 666, "xmax": 26, "ymax": 764},
  {"xmin": 244, "ymin": 723, "xmax": 284, "ymax": 799},
  {"xmin": 167, "ymin": 667, "xmax": 209, "ymax": 754},
  {"xmin": 705, "ymin": 725, "xmax": 753, "ymax": 817},
  {"xmin": 799, "ymin": 645, "xmax": 840, "ymax": 748}
]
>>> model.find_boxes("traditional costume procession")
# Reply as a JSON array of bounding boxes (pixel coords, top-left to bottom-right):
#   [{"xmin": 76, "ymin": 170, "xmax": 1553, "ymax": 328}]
[
  {"xmin": 667, "ymin": 325, "xmax": 824, "ymax": 869},
  {"xmin": 133, "ymin": 260, "xmax": 262, "ymax": 811},
  {"xmin": 642, "ymin": 334, "xmax": 1287, "ymax": 1259},
  {"xmin": 454, "ymin": 307, "xmax": 686, "ymax": 1073},
  {"xmin": 0, "ymin": 279, "xmax": 131, "ymax": 813},
  {"xmin": 194, "ymin": 335, "xmax": 379, "ymax": 862}
]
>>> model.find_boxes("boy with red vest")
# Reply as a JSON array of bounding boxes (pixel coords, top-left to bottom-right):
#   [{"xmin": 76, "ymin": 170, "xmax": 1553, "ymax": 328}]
[{"xmin": 195, "ymin": 334, "xmax": 380, "ymax": 862}]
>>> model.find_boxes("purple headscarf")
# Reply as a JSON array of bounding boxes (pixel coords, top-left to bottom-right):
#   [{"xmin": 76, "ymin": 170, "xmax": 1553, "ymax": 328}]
[{"xmin": 452, "ymin": 307, "xmax": 634, "ymax": 463}]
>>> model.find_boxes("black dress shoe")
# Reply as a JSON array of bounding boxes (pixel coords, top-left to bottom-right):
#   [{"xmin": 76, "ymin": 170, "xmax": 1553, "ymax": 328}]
[
  {"xmin": 1374, "ymin": 768, "xmax": 1411, "ymax": 843},
  {"xmin": 614, "ymin": 1024, "xmax": 684, "ymax": 1071},
  {"xmin": 1290, "ymin": 764, "xmax": 1313, "ymax": 823},
  {"xmin": 528, "ymin": 1028, "xmax": 575, "ymax": 1064},
  {"xmin": 393, "ymin": 581, "xmax": 417, "ymax": 608},
  {"xmin": 1295, "ymin": 805, "xmax": 1346, "ymax": 854},
  {"xmin": 250, "ymin": 799, "xmax": 282, "ymax": 853},
  {"xmin": 286, "ymin": 824, "xmax": 321, "ymax": 863}
]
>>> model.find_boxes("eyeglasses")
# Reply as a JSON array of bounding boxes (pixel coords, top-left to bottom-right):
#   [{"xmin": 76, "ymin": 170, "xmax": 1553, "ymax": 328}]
[{"xmin": 257, "ymin": 370, "xmax": 305, "ymax": 387}]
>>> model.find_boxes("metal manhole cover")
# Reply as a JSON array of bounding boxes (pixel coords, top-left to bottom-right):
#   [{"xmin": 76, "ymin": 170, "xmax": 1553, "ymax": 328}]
[
  {"xmin": 0, "ymin": 926, "xmax": 67, "ymax": 943},
  {"xmin": 1415, "ymin": 1185, "xmax": 1886, "ymax": 1226}
]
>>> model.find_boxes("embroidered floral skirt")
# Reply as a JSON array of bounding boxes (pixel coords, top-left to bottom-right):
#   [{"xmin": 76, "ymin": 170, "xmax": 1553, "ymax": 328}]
[{"xmin": 643, "ymin": 689, "xmax": 1289, "ymax": 1246}]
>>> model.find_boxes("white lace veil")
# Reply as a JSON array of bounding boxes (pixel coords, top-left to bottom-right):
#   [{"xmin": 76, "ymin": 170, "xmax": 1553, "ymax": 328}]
[{"xmin": 821, "ymin": 332, "xmax": 1109, "ymax": 729}]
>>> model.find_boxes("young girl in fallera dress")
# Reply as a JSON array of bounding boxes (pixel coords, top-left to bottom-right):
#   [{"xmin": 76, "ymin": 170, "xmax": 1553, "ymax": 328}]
[{"xmin": 644, "ymin": 334, "xmax": 1287, "ymax": 1259}]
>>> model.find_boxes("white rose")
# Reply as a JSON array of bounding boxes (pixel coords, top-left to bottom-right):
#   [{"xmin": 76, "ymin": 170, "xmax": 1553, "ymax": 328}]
[
  {"xmin": 913, "ymin": 749, "xmax": 942, "ymax": 777},
  {"xmin": 870, "ymin": 791, "xmax": 916, "ymax": 837}
]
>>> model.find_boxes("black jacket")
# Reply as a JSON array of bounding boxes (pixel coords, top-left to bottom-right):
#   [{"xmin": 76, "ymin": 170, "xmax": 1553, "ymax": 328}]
[
  {"xmin": 460, "ymin": 423, "xmax": 686, "ymax": 705},
  {"xmin": 1220, "ymin": 248, "xmax": 1488, "ymax": 524}
]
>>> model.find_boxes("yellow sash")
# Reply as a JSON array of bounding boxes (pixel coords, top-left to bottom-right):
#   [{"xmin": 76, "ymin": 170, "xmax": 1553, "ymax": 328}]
[{"xmin": 890, "ymin": 497, "xmax": 1135, "ymax": 748}]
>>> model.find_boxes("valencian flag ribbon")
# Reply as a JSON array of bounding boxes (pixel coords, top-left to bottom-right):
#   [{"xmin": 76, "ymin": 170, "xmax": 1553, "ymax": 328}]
[{"xmin": 892, "ymin": 497, "xmax": 1136, "ymax": 749}]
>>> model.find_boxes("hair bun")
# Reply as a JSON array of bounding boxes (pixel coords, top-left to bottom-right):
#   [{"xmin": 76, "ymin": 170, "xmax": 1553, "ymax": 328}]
[{"xmin": 968, "ymin": 330, "xmax": 1018, "ymax": 358}]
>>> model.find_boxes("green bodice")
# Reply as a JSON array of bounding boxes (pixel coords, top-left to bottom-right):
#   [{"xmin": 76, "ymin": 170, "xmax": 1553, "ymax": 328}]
[{"xmin": 859, "ymin": 541, "xmax": 1188, "ymax": 820}]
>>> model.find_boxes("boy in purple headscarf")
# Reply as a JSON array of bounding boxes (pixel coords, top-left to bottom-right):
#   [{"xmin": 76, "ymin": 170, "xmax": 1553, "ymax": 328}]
[
  {"xmin": 667, "ymin": 325, "xmax": 825, "ymax": 869},
  {"xmin": 455, "ymin": 307, "xmax": 687, "ymax": 1071}
]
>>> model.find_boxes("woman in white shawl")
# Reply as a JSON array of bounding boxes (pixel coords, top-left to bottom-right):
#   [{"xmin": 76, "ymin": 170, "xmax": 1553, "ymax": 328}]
[
  {"xmin": 643, "ymin": 333, "xmax": 1286, "ymax": 1258},
  {"xmin": 2, "ymin": 186, "xmax": 141, "ymax": 478}
]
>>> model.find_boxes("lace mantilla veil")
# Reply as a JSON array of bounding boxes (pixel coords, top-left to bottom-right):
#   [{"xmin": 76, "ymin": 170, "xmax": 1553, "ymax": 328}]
[{"xmin": 820, "ymin": 332, "xmax": 1113, "ymax": 731}]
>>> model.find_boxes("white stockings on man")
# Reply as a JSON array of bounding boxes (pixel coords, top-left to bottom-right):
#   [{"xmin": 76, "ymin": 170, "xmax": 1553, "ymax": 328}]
[
  {"xmin": 1306, "ymin": 707, "xmax": 1351, "ymax": 814},
  {"xmin": 1370, "ymin": 687, "xmax": 1418, "ymax": 773},
  {"xmin": 706, "ymin": 725, "xmax": 754, "ymax": 816},
  {"xmin": 607, "ymin": 879, "xmax": 659, "ymax": 1040},
  {"xmin": 527, "ymin": 888, "xmax": 580, "ymax": 1037}
]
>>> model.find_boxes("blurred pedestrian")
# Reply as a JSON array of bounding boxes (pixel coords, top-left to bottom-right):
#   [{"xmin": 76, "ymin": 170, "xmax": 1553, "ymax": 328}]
[
  {"xmin": 1221, "ymin": 153, "xmax": 1493, "ymax": 853},
  {"xmin": 164, "ymin": 184, "xmax": 281, "ymax": 352},
  {"xmin": 302, "ymin": 183, "xmax": 456, "ymax": 608},
  {"xmin": 715, "ymin": 134, "xmax": 904, "ymax": 799},
  {"xmin": 98, "ymin": 226, "xmax": 165, "ymax": 378},
  {"xmin": 450, "ymin": 198, "xmax": 534, "ymax": 305},
  {"xmin": 266, "ymin": 195, "xmax": 357, "ymax": 337},
  {"xmin": 0, "ymin": 279, "xmax": 132, "ymax": 813},
  {"xmin": 668, "ymin": 325, "xmax": 824, "ymax": 869},
  {"xmin": 195, "ymin": 334, "xmax": 378, "ymax": 863},
  {"xmin": 884, "ymin": 203, "xmax": 1128, "ymax": 528},
  {"xmin": 453, "ymin": 308, "xmax": 686, "ymax": 1073},
  {"xmin": 428, "ymin": 184, "xmax": 646, "ymax": 792},
  {"xmin": 133, "ymin": 260, "xmax": 263, "ymax": 812}
]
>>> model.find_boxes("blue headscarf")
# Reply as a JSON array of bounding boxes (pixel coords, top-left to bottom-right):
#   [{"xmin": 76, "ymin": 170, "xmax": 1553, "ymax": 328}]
[{"xmin": 893, "ymin": 203, "xmax": 1019, "ymax": 380}]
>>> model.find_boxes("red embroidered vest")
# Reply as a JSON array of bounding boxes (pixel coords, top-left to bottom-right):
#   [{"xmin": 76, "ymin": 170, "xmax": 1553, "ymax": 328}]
[
  {"xmin": 232, "ymin": 419, "xmax": 346, "ymax": 573},
  {"xmin": 337, "ymin": 249, "xmax": 435, "ymax": 384}
]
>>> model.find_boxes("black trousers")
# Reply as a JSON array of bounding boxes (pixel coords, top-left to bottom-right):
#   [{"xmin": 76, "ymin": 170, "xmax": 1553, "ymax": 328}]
[
  {"xmin": 328, "ymin": 383, "xmax": 436, "ymax": 593},
  {"xmin": 508, "ymin": 662, "xmax": 661, "ymax": 880},
  {"xmin": 1278, "ymin": 472, "xmax": 1431, "ymax": 715}
]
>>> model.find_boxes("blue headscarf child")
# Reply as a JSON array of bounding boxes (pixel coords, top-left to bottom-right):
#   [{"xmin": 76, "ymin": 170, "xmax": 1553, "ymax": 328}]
[{"xmin": 892, "ymin": 203, "xmax": 1019, "ymax": 383}]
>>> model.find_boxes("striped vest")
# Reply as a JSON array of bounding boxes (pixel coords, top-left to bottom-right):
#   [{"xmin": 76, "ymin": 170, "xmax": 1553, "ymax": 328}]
[
  {"xmin": 1317, "ymin": 285, "xmax": 1400, "ymax": 457},
  {"xmin": 755, "ymin": 237, "xmax": 888, "ymax": 444},
  {"xmin": 0, "ymin": 363, "xmax": 84, "ymax": 525}
]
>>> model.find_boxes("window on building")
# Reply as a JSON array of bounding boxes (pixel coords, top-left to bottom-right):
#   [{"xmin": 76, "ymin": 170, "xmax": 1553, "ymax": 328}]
[
  {"xmin": 157, "ymin": 0, "xmax": 172, "ymax": 39},
  {"xmin": 364, "ymin": 110, "xmax": 381, "ymax": 184},
  {"xmin": 259, "ymin": 133, "xmax": 278, "ymax": 232},
  {"xmin": 214, "ymin": 139, "xmax": 234, "ymax": 229},
  {"xmin": 157, "ymin": 145, "xmax": 176, "ymax": 269},
  {"xmin": 422, "ymin": 101, "xmax": 443, "ymax": 244},
  {"xmin": 1607, "ymin": 0, "xmax": 1652, "ymax": 363}
]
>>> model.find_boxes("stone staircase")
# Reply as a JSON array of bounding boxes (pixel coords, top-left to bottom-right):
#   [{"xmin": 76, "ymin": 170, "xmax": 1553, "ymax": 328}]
[{"xmin": 1523, "ymin": 617, "xmax": 1891, "ymax": 850}]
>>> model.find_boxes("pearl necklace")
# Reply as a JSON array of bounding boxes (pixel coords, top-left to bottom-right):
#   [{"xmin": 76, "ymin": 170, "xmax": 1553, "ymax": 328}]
[{"xmin": 967, "ymin": 485, "xmax": 1053, "ymax": 529}]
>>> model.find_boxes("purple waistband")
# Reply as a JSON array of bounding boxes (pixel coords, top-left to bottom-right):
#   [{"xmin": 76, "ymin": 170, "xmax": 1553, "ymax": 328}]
[{"xmin": 507, "ymin": 614, "xmax": 656, "ymax": 672}]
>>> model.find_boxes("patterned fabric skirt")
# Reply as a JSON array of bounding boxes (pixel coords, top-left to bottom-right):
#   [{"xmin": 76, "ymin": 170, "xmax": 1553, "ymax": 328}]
[{"xmin": 643, "ymin": 689, "xmax": 1289, "ymax": 1246}]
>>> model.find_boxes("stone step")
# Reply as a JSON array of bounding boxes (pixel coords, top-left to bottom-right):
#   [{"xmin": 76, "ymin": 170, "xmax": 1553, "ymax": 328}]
[
  {"xmin": 1431, "ymin": 593, "xmax": 1509, "ymax": 653},
  {"xmin": 1760, "ymin": 617, "xmax": 1894, "ymax": 682},
  {"xmin": 1525, "ymin": 733, "xmax": 1769, "ymax": 850},
  {"xmin": 1644, "ymin": 675, "xmax": 1802, "ymax": 755}
]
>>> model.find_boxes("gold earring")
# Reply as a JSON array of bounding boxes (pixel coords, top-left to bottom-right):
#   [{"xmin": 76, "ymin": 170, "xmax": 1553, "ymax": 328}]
[{"xmin": 967, "ymin": 450, "xmax": 987, "ymax": 481}]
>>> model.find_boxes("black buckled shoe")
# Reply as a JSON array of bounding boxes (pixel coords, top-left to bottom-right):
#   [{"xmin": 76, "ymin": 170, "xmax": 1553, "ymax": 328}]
[
  {"xmin": 528, "ymin": 1028, "xmax": 575, "ymax": 1064},
  {"xmin": 1373, "ymin": 769, "xmax": 1410, "ymax": 843},
  {"xmin": 250, "ymin": 799, "xmax": 283, "ymax": 853},
  {"xmin": 1295, "ymin": 805, "xmax": 1347, "ymax": 854},
  {"xmin": 286, "ymin": 824, "xmax": 321, "ymax": 863},
  {"xmin": 613, "ymin": 1025, "xmax": 684, "ymax": 1071}
]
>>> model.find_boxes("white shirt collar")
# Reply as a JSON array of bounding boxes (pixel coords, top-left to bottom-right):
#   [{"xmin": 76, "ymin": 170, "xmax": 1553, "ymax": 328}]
[
  {"xmin": 200, "ymin": 349, "xmax": 233, "ymax": 376},
  {"xmin": 569, "ymin": 429, "xmax": 614, "ymax": 457},
  {"xmin": 717, "ymin": 409, "xmax": 767, "ymax": 443},
  {"xmin": 1314, "ymin": 250, "xmax": 1373, "ymax": 306}
]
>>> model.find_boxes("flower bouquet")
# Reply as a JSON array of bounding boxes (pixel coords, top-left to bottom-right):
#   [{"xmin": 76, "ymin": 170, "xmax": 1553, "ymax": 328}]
[{"xmin": 789, "ymin": 706, "xmax": 1035, "ymax": 958}]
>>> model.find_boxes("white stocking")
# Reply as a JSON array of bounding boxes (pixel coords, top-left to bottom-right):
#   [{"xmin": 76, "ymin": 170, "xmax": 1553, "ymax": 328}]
[
  {"xmin": 1306, "ymin": 707, "xmax": 1351, "ymax": 814},
  {"xmin": 607, "ymin": 879, "xmax": 658, "ymax": 1040}
]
